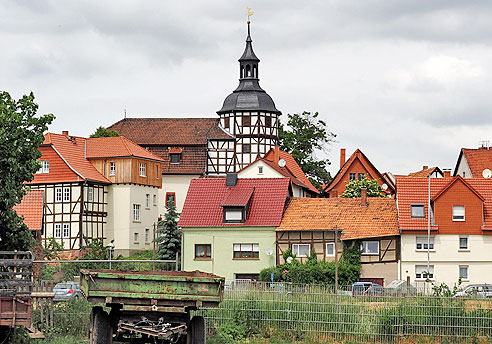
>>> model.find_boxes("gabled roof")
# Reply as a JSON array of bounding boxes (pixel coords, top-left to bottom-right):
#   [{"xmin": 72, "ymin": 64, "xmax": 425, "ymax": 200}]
[
  {"xmin": 13, "ymin": 190, "xmax": 44, "ymax": 231},
  {"xmin": 108, "ymin": 118, "xmax": 233, "ymax": 146},
  {"xmin": 454, "ymin": 148, "xmax": 492, "ymax": 178},
  {"xmin": 85, "ymin": 136, "xmax": 163, "ymax": 161},
  {"xmin": 239, "ymin": 148, "xmax": 319, "ymax": 194},
  {"xmin": 407, "ymin": 166, "xmax": 443, "ymax": 178},
  {"xmin": 276, "ymin": 197, "xmax": 399, "ymax": 240},
  {"xmin": 396, "ymin": 176, "xmax": 492, "ymax": 230},
  {"xmin": 41, "ymin": 133, "xmax": 110, "ymax": 183},
  {"xmin": 324, "ymin": 149, "xmax": 394, "ymax": 194},
  {"xmin": 179, "ymin": 178, "xmax": 290, "ymax": 227},
  {"xmin": 221, "ymin": 187, "xmax": 254, "ymax": 206}
]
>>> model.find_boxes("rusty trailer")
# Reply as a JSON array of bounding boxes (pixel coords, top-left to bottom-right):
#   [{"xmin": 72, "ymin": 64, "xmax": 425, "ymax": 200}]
[{"xmin": 81, "ymin": 269, "xmax": 224, "ymax": 344}]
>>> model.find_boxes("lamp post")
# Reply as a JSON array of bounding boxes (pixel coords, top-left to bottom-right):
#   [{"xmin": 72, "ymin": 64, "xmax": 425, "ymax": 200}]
[{"xmin": 107, "ymin": 242, "xmax": 115, "ymax": 270}]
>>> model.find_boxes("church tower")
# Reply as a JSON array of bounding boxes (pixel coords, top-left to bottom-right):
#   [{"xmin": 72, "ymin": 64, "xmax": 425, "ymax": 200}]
[{"xmin": 212, "ymin": 21, "xmax": 281, "ymax": 173}]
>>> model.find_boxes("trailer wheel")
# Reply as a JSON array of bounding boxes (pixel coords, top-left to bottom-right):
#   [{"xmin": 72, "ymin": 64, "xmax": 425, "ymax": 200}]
[
  {"xmin": 188, "ymin": 316, "xmax": 205, "ymax": 344},
  {"xmin": 90, "ymin": 308, "xmax": 112, "ymax": 344}
]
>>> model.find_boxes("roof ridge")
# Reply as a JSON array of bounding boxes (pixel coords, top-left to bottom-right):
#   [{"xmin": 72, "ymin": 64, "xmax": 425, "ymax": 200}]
[{"xmin": 119, "ymin": 136, "xmax": 132, "ymax": 155}]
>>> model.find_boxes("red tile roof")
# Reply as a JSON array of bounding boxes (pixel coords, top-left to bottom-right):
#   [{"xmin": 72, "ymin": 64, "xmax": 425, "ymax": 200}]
[
  {"xmin": 222, "ymin": 187, "xmax": 254, "ymax": 206},
  {"xmin": 457, "ymin": 148, "xmax": 492, "ymax": 178},
  {"xmin": 396, "ymin": 176, "xmax": 492, "ymax": 230},
  {"xmin": 179, "ymin": 178, "xmax": 290, "ymax": 227},
  {"xmin": 13, "ymin": 190, "xmax": 44, "ymax": 231},
  {"xmin": 148, "ymin": 146, "xmax": 207, "ymax": 174},
  {"xmin": 108, "ymin": 118, "xmax": 233, "ymax": 145},
  {"xmin": 85, "ymin": 136, "xmax": 163, "ymax": 161},
  {"xmin": 276, "ymin": 197, "xmax": 399, "ymax": 240},
  {"xmin": 407, "ymin": 167, "xmax": 442, "ymax": 178}
]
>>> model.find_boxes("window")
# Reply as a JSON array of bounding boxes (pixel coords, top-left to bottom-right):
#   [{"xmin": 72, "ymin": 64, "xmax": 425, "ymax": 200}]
[
  {"xmin": 361, "ymin": 241, "xmax": 379, "ymax": 255},
  {"xmin": 153, "ymin": 195, "xmax": 157, "ymax": 206},
  {"xmin": 63, "ymin": 224, "xmax": 70, "ymax": 238},
  {"xmin": 146, "ymin": 194, "xmax": 150, "ymax": 208},
  {"xmin": 134, "ymin": 233, "xmax": 139, "ymax": 243},
  {"xmin": 139, "ymin": 163, "xmax": 146, "ymax": 177},
  {"xmin": 54, "ymin": 224, "xmax": 62, "ymax": 238},
  {"xmin": 133, "ymin": 204, "xmax": 140, "ymax": 221},
  {"xmin": 242, "ymin": 144, "xmax": 251, "ymax": 153},
  {"xmin": 416, "ymin": 265, "xmax": 434, "ymax": 280},
  {"xmin": 265, "ymin": 116, "xmax": 272, "ymax": 127},
  {"xmin": 358, "ymin": 173, "xmax": 365, "ymax": 181},
  {"xmin": 166, "ymin": 192, "xmax": 176, "ymax": 207},
  {"xmin": 37, "ymin": 160, "xmax": 49, "ymax": 174},
  {"xmin": 145, "ymin": 229, "xmax": 150, "ymax": 243},
  {"xmin": 459, "ymin": 236, "xmax": 468, "ymax": 250},
  {"xmin": 453, "ymin": 206, "xmax": 465, "ymax": 221},
  {"xmin": 411, "ymin": 204, "xmax": 425, "ymax": 218},
  {"xmin": 87, "ymin": 187, "xmax": 93, "ymax": 202},
  {"xmin": 416, "ymin": 236, "xmax": 434, "ymax": 250},
  {"xmin": 258, "ymin": 166, "xmax": 263, "ymax": 174},
  {"xmin": 233, "ymin": 244, "xmax": 259, "ymax": 259},
  {"xmin": 459, "ymin": 265, "xmax": 469, "ymax": 280},
  {"xmin": 55, "ymin": 187, "xmax": 62, "ymax": 202},
  {"xmin": 242, "ymin": 115, "xmax": 251, "ymax": 127},
  {"xmin": 326, "ymin": 243, "xmax": 335, "ymax": 257},
  {"xmin": 110, "ymin": 162, "xmax": 115, "ymax": 176},
  {"xmin": 349, "ymin": 173, "xmax": 356, "ymax": 181},
  {"xmin": 155, "ymin": 165, "xmax": 159, "ymax": 179},
  {"xmin": 224, "ymin": 117, "xmax": 230, "ymax": 129},
  {"xmin": 63, "ymin": 187, "xmax": 70, "ymax": 202},
  {"xmin": 195, "ymin": 244, "xmax": 211, "ymax": 259},
  {"xmin": 170, "ymin": 154, "xmax": 180, "ymax": 164},
  {"xmin": 292, "ymin": 244, "xmax": 310, "ymax": 257},
  {"xmin": 224, "ymin": 208, "xmax": 244, "ymax": 223}
]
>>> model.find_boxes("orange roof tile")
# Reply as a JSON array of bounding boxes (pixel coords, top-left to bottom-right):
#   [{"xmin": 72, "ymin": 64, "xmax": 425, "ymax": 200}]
[
  {"xmin": 457, "ymin": 148, "xmax": 492, "ymax": 178},
  {"xmin": 222, "ymin": 187, "xmax": 254, "ymax": 206},
  {"xmin": 13, "ymin": 190, "xmax": 44, "ymax": 231},
  {"xmin": 407, "ymin": 167, "xmax": 442, "ymax": 178},
  {"xmin": 276, "ymin": 197, "xmax": 399, "ymax": 240},
  {"xmin": 85, "ymin": 136, "xmax": 163, "ymax": 161}
]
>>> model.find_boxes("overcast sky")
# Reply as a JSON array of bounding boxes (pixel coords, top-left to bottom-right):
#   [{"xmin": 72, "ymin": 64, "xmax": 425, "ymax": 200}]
[{"xmin": 2, "ymin": 1, "xmax": 492, "ymax": 176}]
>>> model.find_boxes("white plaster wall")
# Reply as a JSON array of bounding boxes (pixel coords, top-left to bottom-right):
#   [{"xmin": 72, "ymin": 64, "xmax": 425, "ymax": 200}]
[
  {"xmin": 455, "ymin": 155, "xmax": 473, "ymax": 178},
  {"xmin": 400, "ymin": 234, "xmax": 492, "ymax": 285},
  {"xmin": 238, "ymin": 160, "xmax": 283, "ymax": 179},
  {"xmin": 159, "ymin": 174, "xmax": 199, "ymax": 214}
]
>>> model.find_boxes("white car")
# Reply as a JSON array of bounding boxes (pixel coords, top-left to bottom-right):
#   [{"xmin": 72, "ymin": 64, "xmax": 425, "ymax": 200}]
[{"xmin": 455, "ymin": 284, "xmax": 492, "ymax": 298}]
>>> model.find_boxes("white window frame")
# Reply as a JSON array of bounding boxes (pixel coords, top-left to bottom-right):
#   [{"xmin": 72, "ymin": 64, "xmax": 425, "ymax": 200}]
[
  {"xmin": 416, "ymin": 236, "xmax": 435, "ymax": 251},
  {"xmin": 87, "ymin": 187, "xmax": 93, "ymax": 202},
  {"xmin": 145, "ymin": 229, "xmax": 150, "ymax": 243},
  {"xmin": 258, "ymin": 166, "xmax": 264, "ymax": 175},
  {"xmin": 459, "ymin": 236, "xmax": 469, "ymax": 250},
  {"xmin": 411, "ymin": 204, "xmax": 426, "ymax": 219},
  {"xmin": 54, "ymin": 223, "xmax": 62, "ymax": 238},
  {"xmin": 110, "ymin": 162, "xmax": 116, "ymax": 176},
  {"xmin": 292, "ymin": 244, "xmax": 311, "ymax": 258},
  {"xmin": 55, "ymin": 187, "xmax": 63, "ymax": 202},
  {"xmin": 62, "ymin": 223, "xmax": 70, "ymax": 238},
  {"xmin": 361, "ymin": 241, "xmax": 379, "ymax": 255},
  {"xmin": 233, "ymin": 243, "xmax": 260, "ymax": 259},
  {"xmin": 139, "ymin": 163, "xmax": 146, "ymax": 177},
  {"xmin": 326, "ymin": 242, "xmax": 335, "ymax": 257},
  {"xmin": 134, "ymin": 232, "xmax": 139, "ymax": 243},
  {"xmin": 133, "ymin": 204, "xmax": 141, "ymax": 222},
  {"xmin": 415, "ymin": 265, "xmax": 434, "ymax": 280},
  {"xmin": 224, "ymin": 209, "xmax": 243, "ymax": 222},
  {"xmin": 37, "ymin": 160, "xmax": 49, "ymax": 174},
  {"xmin": 453, "ymin": 205, "xmax": 465, "ymax": 221},
  {"xmin": 63, "ymin": 187, "xmax": 70, "ymax": 202},
  {"xmin": 146, "ymin": 194, "xmax": 150, "ymax": 209},
  {"xmin": 459, "ymin": 265, "xmax": 469, "ymax": 280}
]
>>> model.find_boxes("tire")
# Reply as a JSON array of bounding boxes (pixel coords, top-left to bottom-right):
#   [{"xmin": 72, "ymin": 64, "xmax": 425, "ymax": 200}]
[
  {"xmin": 90, "ymin": 308, "xmax": 112, "ymax": 344},
  {"xmin": 189, "ymin": 316, "xmax": 206, "ymax": 344}
]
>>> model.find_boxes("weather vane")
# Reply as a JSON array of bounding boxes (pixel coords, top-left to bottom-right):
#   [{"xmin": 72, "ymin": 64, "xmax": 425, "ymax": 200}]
[{"xmin": 247, "ymin": 7, "xmax": 254, "ymax": 23}]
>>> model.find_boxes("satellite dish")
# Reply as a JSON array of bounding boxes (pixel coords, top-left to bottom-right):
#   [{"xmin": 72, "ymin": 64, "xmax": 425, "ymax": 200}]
[
  {"xmin": 265, "ymin": 248, "xmax": 273, "ymax": 256},
  {"xmin": 278, "ymin": 159, "xmax": 286, "ymax": 168},
  {"xmin": 286, "ymin": 256, "xmax": 293, "ymax": 264},
  {"xmin": 381, "ymin": 183, "xmax": 388, "ymax": 191},
  {"xmin": 483, "ymin": 169, "xmax": 492, "ymax": 179}
]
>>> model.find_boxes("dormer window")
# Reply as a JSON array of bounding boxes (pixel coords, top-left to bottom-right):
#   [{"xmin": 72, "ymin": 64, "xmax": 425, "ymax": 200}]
[
  {"xmin": 169, "ymin": 147, "xmax": 183, "ymax": 164},
  {"xmin": 170, "ymin": 154, "xmax": 180, "ymax": 164},
  {"xmin": 223, "ymin": 207, "xmax": 246, "ymax": 223},
  {"xmin": 221, "ymin": 186, "xmax": 254, "ymax": 224}
]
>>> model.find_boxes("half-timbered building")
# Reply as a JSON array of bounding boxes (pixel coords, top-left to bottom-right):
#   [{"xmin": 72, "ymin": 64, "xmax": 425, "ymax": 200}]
[{"xmin": 276, "ymin": 191, "xmax": 400, "ymax": 286}]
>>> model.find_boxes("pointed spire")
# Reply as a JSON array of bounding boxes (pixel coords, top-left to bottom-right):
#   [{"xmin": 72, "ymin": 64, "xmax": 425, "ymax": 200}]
[{"xmin": 239, "ymin": 21, "xmax": 259, "ymax": 62}]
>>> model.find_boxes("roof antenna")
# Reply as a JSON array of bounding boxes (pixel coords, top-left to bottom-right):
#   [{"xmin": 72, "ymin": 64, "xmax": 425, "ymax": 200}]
[{"xmin": 124, "ymin": 106, "xmax": 127, "ymax": 119}]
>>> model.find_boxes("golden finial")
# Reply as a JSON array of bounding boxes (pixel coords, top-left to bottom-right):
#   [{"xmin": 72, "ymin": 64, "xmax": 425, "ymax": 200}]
[{"xmin": 247, "ymin": 7, "xmax": 254, "ymax": 23}]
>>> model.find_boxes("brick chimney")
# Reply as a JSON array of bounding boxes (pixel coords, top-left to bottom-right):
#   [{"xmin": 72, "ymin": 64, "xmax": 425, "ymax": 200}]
[
  {"xmin": 340, "ymin": 148, "xmax": 346, "ymax": 169},
  {"xmin": 62, "ymin": 130, "xmax": 69, "ymax": 136},
  {"xmin": 443, "ymin": 169, "xmax": 451, "ymax": 178},
  {"xmin": 423, "ymin": 165, "xmax": 429, "ymax": 171},
  {"xmin": 273, "ymin": 146, "xmax": 280, "ymax": 164},
  {"xmin": 360, "ymin": 188, "xmax": 368, "ymax": 207}
]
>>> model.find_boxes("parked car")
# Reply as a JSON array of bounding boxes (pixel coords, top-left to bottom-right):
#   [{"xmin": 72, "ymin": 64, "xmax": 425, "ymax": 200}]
[
  {"xmin": 351, "ymin": 282, "xmax": 384, "ymax": 296},
  {"xmin": 384, "ymin": 279, "xmax": 418, "ymax": 296},
  {"xmin": 53, "ymin": 281, "xmax": 82, "ymax": 301},
  {"xmin": 455, "ymin": 284, "xmax": 492, "ymax": 298}
]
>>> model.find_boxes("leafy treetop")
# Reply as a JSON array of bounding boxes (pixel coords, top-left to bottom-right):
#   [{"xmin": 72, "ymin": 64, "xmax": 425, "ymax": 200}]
[
  {"xmin": 0, "ymin": 91, "xmax": 54, "ymax": 251},
  {"xmin": 90, "ymin": 126, "xmax": 119, "ymax": 138},
  {"xmin": 340, "ymin": 178, "xmax": 384, "ymax": 198},
  {"xmin": 279, "ymin": 111, "xmax": 336, "ymax": 191}
]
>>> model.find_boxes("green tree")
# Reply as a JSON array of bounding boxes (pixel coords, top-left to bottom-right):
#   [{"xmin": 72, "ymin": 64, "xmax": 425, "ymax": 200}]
[
  {"xmin": 155, "ymin": 203, "xmax": 181, "ymax": 260},
  {"xmin": 90, "ymin": 126, "xmax": 119, "ymax": 138},
  {"xmin": 0, "ymin": 91, "xmax": 54, "ymax": 251},
  {"xmin": 279, "ymin": 111, "xmax": 336, "ymax": 191},
  {"xmin": 340, "ymin": 178, "xmax": 385, "ymax": 198}
]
